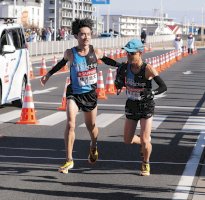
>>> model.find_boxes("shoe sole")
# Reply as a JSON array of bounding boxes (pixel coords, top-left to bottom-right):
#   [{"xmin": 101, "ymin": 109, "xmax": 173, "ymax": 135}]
[
  {"xmin": 88, "ymin": 157, "xmax": 98, "ymax": 164},
  {"xmin": 88, "ymin": 160, "xmax": 97, "ymax": 164},
  {"xmin": 58, "ymin": 163, "xmax": 74, "ymax": 174},
  {"xmin": 140, "ymin": 171, "xmax": 150, "ymax": 176},
  {"xmin": 88, "ymin": 154, "xmax": 98, "ymax": 164}
]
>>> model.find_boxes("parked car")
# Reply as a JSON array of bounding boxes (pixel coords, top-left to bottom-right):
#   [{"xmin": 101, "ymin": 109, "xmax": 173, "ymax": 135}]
[
  {"xmin": 0, "ymin": 17, "xmax": 29, "ymax": 107},
  {"xmin": 99, "ymin": 32, "xmax": 120, "ymax": 38}
]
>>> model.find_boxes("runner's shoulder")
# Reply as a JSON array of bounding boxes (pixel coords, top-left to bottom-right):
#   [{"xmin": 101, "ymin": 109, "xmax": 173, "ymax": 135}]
[
  {"xmin": 64, "ymin": 49, "xmax": 73, "ymax": 60},
  {"xmin": 94, "ymin": 48, "xmax": 103, "ymax": 59}
]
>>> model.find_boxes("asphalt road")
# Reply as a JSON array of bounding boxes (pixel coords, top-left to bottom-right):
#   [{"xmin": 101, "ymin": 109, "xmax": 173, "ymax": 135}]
[{"xmin": 0, "ymin": 49, "xmax": 205, "ymax": 200}]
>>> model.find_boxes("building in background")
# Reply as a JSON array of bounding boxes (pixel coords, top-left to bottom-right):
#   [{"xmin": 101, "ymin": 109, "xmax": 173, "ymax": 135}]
[
  {"xmin": 44, "ymin": 0, "xmax": 96, "ymax": 33},
  {"xmin": 0, "ymin": 0, "xmax": 44, "ymax": 29},
  {"xmin": 0, "ymin": 1, "xmax": 199, "ymax": 37},
  {"xmin": 102, "ymin": 14, "xmax": 183, "ymax": 36}
]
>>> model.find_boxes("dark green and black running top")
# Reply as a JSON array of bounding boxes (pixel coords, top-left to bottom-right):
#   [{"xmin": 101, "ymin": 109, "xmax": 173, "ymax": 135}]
[{"xmin": 125, "ymin": 62, "xmax": 152, "ymax": 101}]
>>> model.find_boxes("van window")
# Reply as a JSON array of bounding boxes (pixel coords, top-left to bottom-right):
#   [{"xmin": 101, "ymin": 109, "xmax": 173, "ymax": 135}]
[
  {"xmin": 19, "ymin": 28, "xmax": 26, "ymax": 48},
  {"xmin": 0, "ymin": 31, "xmax": 9, "ymax": 54},
  {"xmin": 8, "ymin": 29, "xmax": 22, "ymax": 49}
]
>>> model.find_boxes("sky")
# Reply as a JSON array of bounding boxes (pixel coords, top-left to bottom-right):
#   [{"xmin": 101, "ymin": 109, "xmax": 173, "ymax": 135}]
[{"xmin": 97, "ymin": 0, "xmax": 205, "ymax": 25}]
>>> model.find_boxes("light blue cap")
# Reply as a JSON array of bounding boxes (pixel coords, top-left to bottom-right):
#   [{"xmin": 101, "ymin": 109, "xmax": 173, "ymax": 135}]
[{"xmin": 123, "ymin": 39, "xmax": 144, "ymax": 52}]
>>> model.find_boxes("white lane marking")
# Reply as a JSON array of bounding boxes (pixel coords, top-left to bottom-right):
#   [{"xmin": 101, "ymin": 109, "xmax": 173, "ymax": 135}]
[
  {"xmin": 136, "ymin": 115, "xmax": 167, "ymax": 130},
  {"xmin": 154, "ymin": 93, "xmax": 167, "ymax": 99},
  {"xmin": 34, "ymin": 101, "xmax": 205, "ymax": 111},
  {"xmin": 33, "ymin": 87, "xmax": 58, "ymax": 95},
  {"xmin": 79, "ymin": 113, "xmax": 124, "ymax": 128},
  {"xmin": 0, "ymin": 110, "xmax": 21, "ymax": 124},
  {"xmin": 172, "ymin": 131, "xmax": 205, "ymax": 199},
  {"xmin": 183, "ymin": 70, "xmax": 193, "ymax": 75},
  {"xmin": 35, "ymin": 66, "xmax": 52, "ymax": 69},
  {"xmin": 38, "ymin": 112, "xmax": 67, "ymax": 126},
  {"xmin": 34, "ymin": 101, "xmax": 61, "ymax": 105},
  {"xmin": 0, "ymin": 147, "xmax": 65, "ymax": 151},
  {"xmin": 182, "ymin": 116, "xmax": 205, "ymax": 131}
]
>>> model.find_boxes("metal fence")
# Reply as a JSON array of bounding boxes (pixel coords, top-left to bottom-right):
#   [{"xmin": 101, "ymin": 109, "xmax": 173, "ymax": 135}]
[{"xmin": 28, "ymin": 34, "xmax": 175, "ymax": 57}]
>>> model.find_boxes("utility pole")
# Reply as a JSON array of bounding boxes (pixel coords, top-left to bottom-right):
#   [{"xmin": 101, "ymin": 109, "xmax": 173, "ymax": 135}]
[
  {"xmin": 106, "ymin": 4, "xmax": 110, "ymax": 33},
  {"xmin": 202, "ymin": 7, "xmax": 204, "ymax": 43},
  {"xmin": 159, "ymin": 0, "xmax": 164, "ymax": 34},
  {"xmin": 54, "ymin": 0, "xmax": 57, "ymax": 41},
  {"xmin": 13, "ymin": 0, "xmax": 16, "ymax": 18}
]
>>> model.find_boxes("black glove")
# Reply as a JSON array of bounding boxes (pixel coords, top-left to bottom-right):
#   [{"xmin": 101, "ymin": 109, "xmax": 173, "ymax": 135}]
[
  {"xmin": 114, "ymin": 77, "xmax": 125, "ymax": 90},
  {"xmin": 140, "ymin": 89, "xmax": 154, "ymax": 100}
]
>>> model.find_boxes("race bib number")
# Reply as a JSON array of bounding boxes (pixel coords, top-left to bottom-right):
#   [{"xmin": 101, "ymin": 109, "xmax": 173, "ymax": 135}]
[
  {"xmin": 77, "ymin": 68, "xmax": 97, "ymax": 86},
  {"xmin": 127, "ymin": 87, "xmax": 144, "ymax": 100}
]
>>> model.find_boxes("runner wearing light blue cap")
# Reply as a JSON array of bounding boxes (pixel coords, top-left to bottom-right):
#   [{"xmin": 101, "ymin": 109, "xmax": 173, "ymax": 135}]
[{"xmin": 101, "ymin": 38, "xmax": 167, "ymax": 176}]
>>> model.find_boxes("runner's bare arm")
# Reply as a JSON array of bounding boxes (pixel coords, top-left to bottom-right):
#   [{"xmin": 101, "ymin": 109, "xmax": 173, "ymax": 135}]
[
  {"xmin": 94, "ymin": 48, "xmax": 103, "ymax": 59},
  {"xmin": 145, "ymin": 63, "xmax": 159, "ymax": 80}
]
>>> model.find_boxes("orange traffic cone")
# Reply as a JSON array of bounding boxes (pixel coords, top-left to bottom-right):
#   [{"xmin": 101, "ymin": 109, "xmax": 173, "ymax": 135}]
[
  {"xmin": 53, "ymin": 55, "xmax": 58, "ymax": 66},
  {"xmin": 115, "ymin": 49, "xmax": 120, "ymax": 59},
  {"xmin": 29, "ymin": 61, "xmax": 35, "ymax": 80},
  {"xmin": 120, "ymin": 49, "xmax": 124, "ymax": 58},
  {"xmin": 103, "ymin": 49, "xmax": 108, "ymax": 57},
  {"xmin": 105, "ymin": 68, "xmax": 115, "ymax": 95},
  {"xmin": 147, "ymin": 57, "xmax": 152, "ymax": 64},
  {"xmin": 148, "ymin": 43, "xmax": 152, "ymax": 52},
  {"xmin": 176, "ymin": 50, "xmax": 182, "ymax": 61},
  {"xmin": 96, "ymin": 71, "xmax": 107, "ymax": 100},
  {"xmin": 39, "ymin": 57, "xmax": 47, "ymax": 76},
  {"xmin": 58, "ymin": 77, "xmax": 70, "ymax": 111},
  {"xmin": 159, "ymin": 55, "xmax": 164, "ymax": 72},
  {"xmin": 113, "ymin": 69, "xmax": 117, "ymax": 93},
  {"xmin": 152, "ymin": 57, "xmax": 157, "ymax": 68},
  {"xmin": 109, "ymin": 49, "xmax": 115, "ymax": 60},
  {"xmin": 16, "ymin": 82, "xmax": 38, "ymax": 124}
]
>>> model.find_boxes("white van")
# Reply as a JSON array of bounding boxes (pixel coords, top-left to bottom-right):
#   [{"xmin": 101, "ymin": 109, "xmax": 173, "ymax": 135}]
[{"xmin": 0, "ymin": 18, "xmax": 29, "ymax": 107}]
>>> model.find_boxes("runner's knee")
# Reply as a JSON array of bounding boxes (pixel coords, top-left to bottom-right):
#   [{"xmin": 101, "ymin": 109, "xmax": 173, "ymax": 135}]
[
  {"xmin": 140, "ymin": 135, "xmax": 151, "ymax": 145},
  {"xmin": 67, "ymin": 121, "xmax": 75, "ymax": 132},
  {"xmin": 124, "ymin": 135, "xmax": 134, "ymax": 144}
]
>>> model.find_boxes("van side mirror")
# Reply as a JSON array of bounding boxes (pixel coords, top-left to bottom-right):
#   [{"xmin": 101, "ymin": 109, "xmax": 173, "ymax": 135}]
[{"xmin": 2, "ymin": 45, "xmax": 16, "ymax": 54}]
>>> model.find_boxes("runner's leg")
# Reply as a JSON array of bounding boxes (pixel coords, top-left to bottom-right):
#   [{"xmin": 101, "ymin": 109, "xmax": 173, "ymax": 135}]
[
  {"xmin": 64, "ymin": 99, "xmax": 79, "ymax": 161},
  {"xmin": 140, "ymin": 117, "xmax": 153, "ymax": 162},
  {"xmin": 124, "ymin": 118, "xmax": 140, "ymax": 144},
  {"xmin": 84, "ymin": 106, "xmax": 98, "ymax": 147}
]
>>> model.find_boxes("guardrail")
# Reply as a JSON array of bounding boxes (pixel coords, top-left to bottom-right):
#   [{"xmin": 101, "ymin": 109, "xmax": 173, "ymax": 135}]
[{"xmin": 28, "ymin": 35, "xmax": 175, "ymax": 57}]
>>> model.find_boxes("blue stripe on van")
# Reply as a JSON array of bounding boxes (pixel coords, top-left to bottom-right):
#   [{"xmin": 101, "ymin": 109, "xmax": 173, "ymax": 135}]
[{"xmin": 3, "ymin": 49, "xmax": 22, "ymax": 103}]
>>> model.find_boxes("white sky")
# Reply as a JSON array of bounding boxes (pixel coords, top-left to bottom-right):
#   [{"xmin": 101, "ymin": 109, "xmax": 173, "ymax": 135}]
[{"xmin": 97, "ymin": 0, "xmax": 205, "ymax": 24}]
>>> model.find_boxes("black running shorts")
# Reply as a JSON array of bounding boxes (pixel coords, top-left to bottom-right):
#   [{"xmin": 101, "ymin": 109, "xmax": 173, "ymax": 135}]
[
  {"xmin": 125, "ymin": 99, "xmax": 155, "ymax": 121},
  {"xmin": 66, "ymin": 90, "xmax": 97, "ymax": 112}
]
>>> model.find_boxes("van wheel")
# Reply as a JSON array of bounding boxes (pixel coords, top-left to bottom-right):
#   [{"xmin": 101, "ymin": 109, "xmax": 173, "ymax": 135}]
[{"xmin": 12, "ymin": 77, "xmax": 27, "ymax": 108}]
